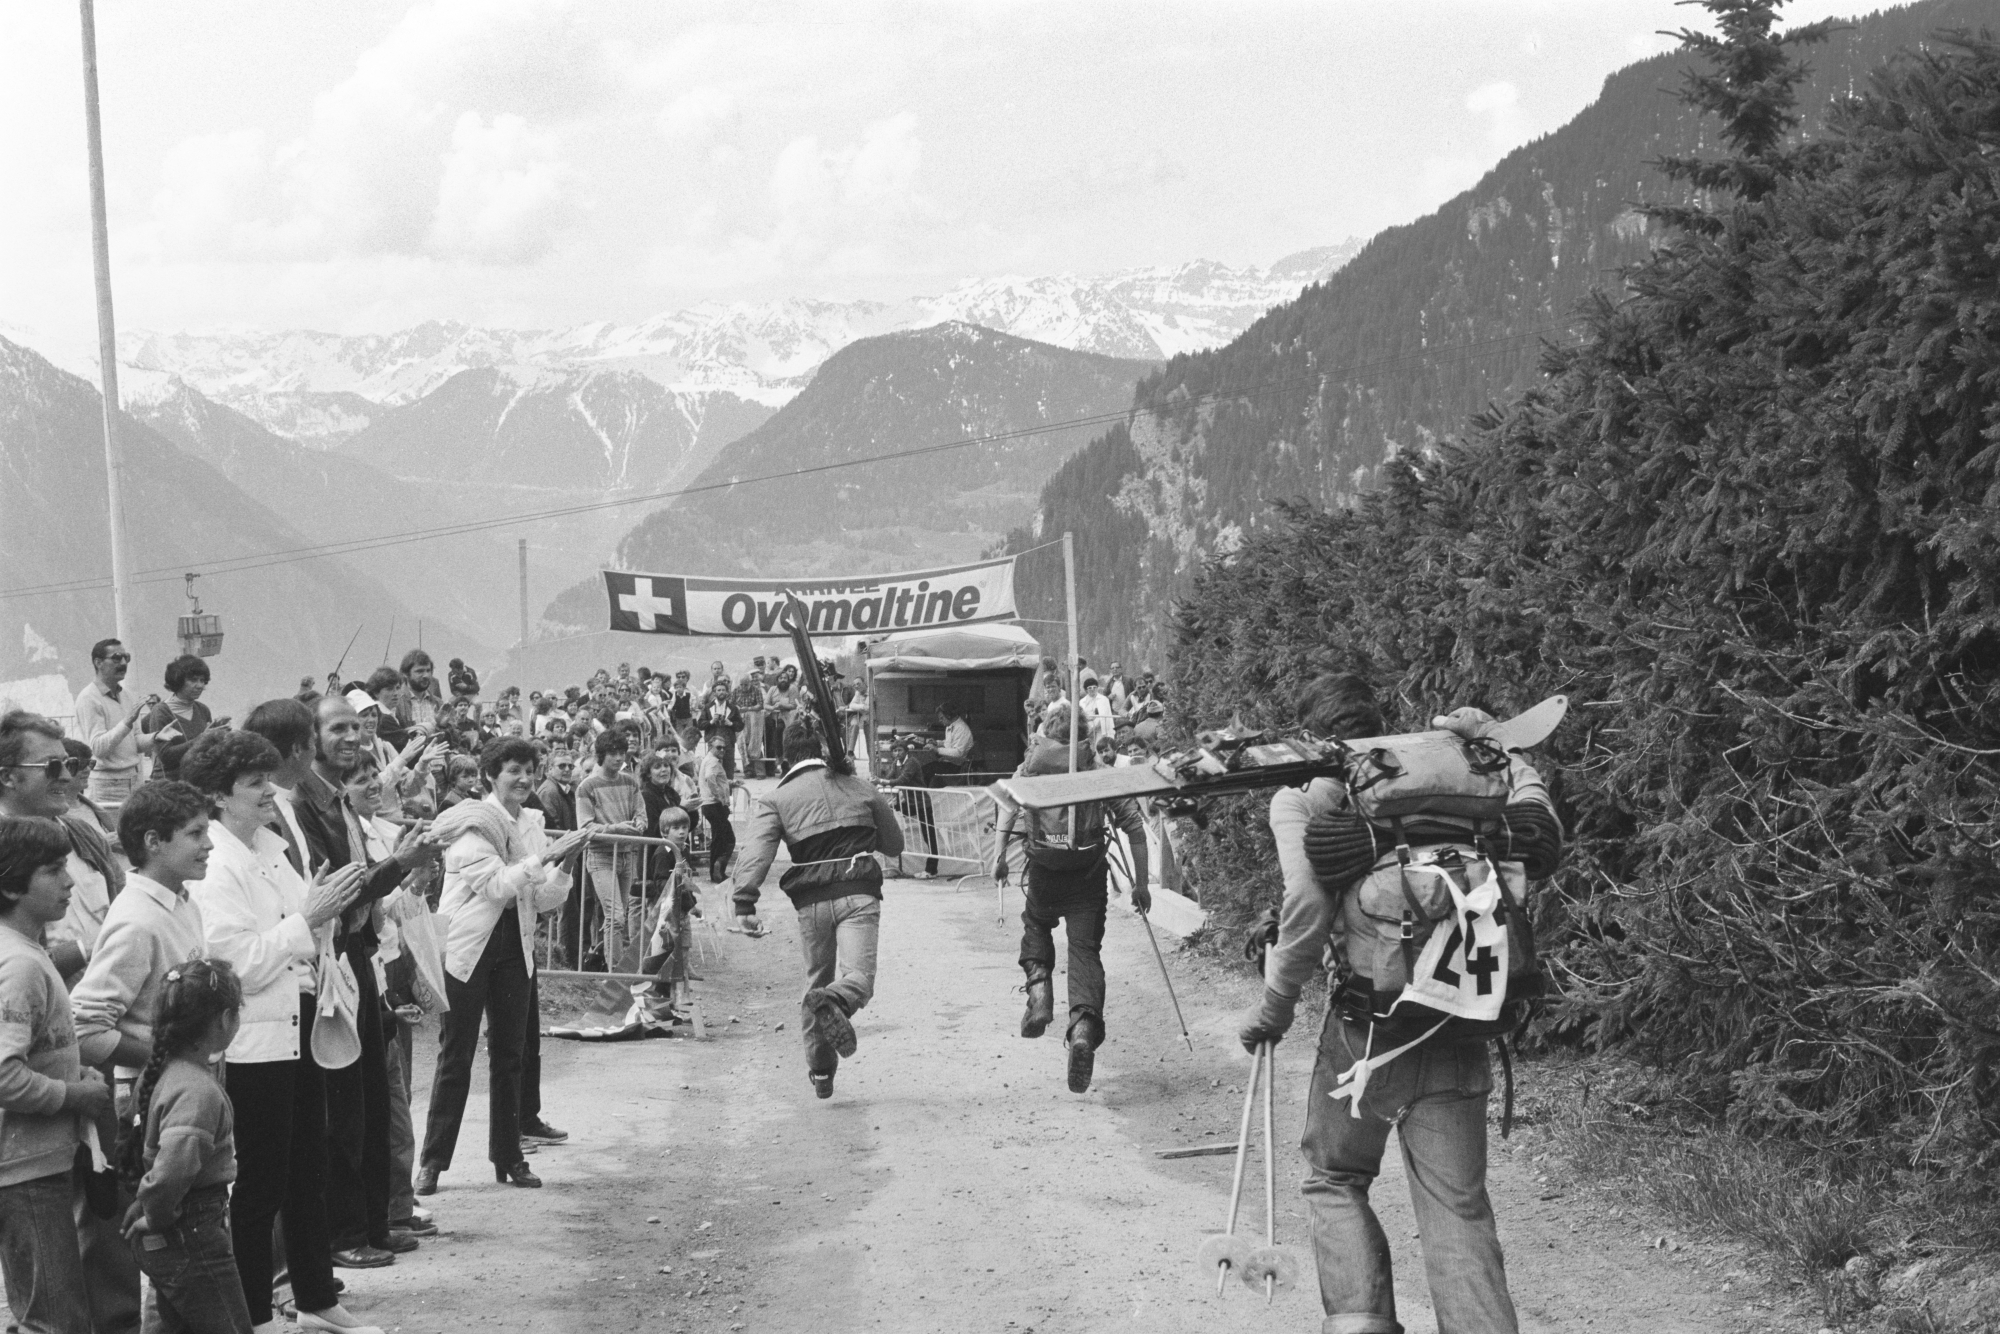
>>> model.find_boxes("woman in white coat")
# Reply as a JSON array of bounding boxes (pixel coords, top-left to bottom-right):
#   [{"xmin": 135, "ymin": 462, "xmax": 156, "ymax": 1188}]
[
  {"xmin": 416, "ymin": 738, "xmax": 588, "ymax": 1192},
  {"xmin": 181, "ymin": 728, "xmax": 373, "ymax": 1334}
]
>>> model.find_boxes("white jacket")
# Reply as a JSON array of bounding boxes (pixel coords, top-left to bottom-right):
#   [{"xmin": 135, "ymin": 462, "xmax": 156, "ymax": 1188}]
[
  {"xmin": 436, "ymin": 797, "xmax": 570, "ymax": 982},
  {"xmin": 189, "ymin": 821, "xmax": 318, "ymax": 1064}
]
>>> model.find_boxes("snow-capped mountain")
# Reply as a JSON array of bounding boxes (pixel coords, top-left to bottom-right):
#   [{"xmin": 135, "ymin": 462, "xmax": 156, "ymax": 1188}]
[{"xmin": 122, "ymin": 243, "xmax": 1363, "ymax": 446}]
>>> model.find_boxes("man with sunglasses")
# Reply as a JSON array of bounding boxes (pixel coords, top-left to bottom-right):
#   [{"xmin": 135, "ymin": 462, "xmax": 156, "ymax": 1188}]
[
  {"xmin": 0, "ymin": 709, "xmax": 145, "ymax": 1332},
  {"xmin": 73, "ymin": 639, "xmax": 160, "ymax": 812},
  {"xmin": 0, "ymin": 712, "xmax": 124, "ymax": 983}
]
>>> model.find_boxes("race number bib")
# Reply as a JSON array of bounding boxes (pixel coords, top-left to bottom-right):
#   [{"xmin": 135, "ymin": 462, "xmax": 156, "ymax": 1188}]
[{"xmin": 1387, "ymin": 857, "xmax": 1513, "ymax": 1023}]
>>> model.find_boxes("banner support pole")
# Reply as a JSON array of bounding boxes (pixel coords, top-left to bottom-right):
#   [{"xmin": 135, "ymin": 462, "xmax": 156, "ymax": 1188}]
[{"xmin": 1063, "ymin": 531, "xmax": 1079, "ymax": 841}]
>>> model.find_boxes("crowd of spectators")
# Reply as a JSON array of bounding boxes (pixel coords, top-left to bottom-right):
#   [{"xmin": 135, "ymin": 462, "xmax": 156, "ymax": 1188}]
[{"xmin": 0, "ymin": 634, "xmax": 1178, "ymax": 1333}]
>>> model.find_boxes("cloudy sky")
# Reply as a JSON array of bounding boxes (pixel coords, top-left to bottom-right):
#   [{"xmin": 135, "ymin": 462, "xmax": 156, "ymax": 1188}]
[{"xmin": 2, "ymin": 0, "xmax": 1862, "ymax": 345}]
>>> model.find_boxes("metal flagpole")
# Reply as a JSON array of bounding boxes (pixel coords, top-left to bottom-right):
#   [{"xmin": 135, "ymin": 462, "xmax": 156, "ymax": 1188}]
[{"xmin": 79, "ymin": 0, "xmax": 132, "ymax": 643}]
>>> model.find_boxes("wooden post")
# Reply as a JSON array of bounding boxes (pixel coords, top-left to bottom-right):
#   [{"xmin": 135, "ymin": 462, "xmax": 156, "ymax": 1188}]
[
  {"xmin": 1063, "ymin": 531, "xmax": 1079, "ymax": 840},
  {"xmin": 80, "ymin": 0, "xmax": 131, "ymax": 643}
]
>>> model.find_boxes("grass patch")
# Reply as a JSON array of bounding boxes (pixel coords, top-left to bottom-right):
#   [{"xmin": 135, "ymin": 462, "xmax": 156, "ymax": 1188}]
[{"xmin": 1532, "ymin": 1058, "xmax": 2000, "ymax": 1330}]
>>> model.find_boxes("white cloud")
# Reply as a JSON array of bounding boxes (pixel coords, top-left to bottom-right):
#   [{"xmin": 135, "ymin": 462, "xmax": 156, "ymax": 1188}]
[
  {"xmin": 658, "ymin": 86, "xmax": 740, "ymax": 144},
  {"xmin": 1465, "ymin": 80, "xmax": 1529, "ymax": 150},
  {"xmin": 139, "ymin": 0, "xmax": 585, "ymax": 266},
  {"xmin": 429, "ymin": 112, "xmax": 568, "ymax": 263}
]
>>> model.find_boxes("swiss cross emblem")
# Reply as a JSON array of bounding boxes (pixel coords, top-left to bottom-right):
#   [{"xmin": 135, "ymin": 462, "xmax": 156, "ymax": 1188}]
[{"xmin": 605, "ymin": 573, "xmax": 687, "ymax": 634}]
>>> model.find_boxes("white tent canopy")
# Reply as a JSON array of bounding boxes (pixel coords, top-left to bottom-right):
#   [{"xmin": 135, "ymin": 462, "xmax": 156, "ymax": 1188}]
[{"xmin": 865, "ymin": 623, "xmax": 1040, "ymax": 673}]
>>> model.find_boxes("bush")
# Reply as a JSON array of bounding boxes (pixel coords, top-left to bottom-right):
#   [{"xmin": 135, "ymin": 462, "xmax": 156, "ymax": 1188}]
[{"xmin": 1167, "ymin": 14, "xmax": 2000, "ymax": 1193}]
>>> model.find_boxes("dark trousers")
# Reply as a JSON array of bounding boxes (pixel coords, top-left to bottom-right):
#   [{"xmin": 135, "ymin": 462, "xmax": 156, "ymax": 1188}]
[
  {"xmin": 899, "ymin": 789, "xmax": 940, "ymax": 876},
  {"xmin": 521, "ymin": 972, "xmax": 542, "ymax": 1124},
  {"xmin": 324, "ymin": 945, "xmax": 392, "ymax": 1251},
  {"xmin": 422, "ymin": 913, "xmax": 529, "ymax": 1172},
  {"xmin": 224, "ymin": 1000, "xmax": 340, "ymax": 1324},
  {"xmin": 131, "ymin": 1183, "xmax": 253, "ymax": 1334},
  {"xmin": 1019, "ymin": 861, "xmax": 1109, "ymax": 1039},
  {"xmin": 556, "ymin": 852, "xmax": 592, "ymax": 966},
  {"xmin": 703, "ymin": 802, "xmax": 735, "ymax": 883},
  {"xmin": 75, "ymin": 1153, "xmax": 141, "ymax": 1334}
]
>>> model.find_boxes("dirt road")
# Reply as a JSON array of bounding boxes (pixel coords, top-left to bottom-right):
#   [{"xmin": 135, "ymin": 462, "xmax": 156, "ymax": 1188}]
[{"xmin": 344, "ymin": 861, "xmax": 1806, "ymax": 1334}]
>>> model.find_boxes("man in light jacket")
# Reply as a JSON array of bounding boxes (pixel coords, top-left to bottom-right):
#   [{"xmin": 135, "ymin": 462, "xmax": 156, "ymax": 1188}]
[{"xmin": 732, "ymin": 720, "xmax": 902, "ymax": 1099}]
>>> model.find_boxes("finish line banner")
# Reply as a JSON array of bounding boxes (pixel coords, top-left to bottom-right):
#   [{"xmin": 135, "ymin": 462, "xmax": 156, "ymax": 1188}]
[{"xmin": 603, "ymin": 557, "xmax": 1018, "ymax": 638}]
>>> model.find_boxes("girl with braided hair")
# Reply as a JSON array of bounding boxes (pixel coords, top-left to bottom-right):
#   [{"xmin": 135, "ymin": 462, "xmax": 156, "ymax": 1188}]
[{"xmin": 117, "ymin": 956, "xmax": 252, "ymax": 1333}]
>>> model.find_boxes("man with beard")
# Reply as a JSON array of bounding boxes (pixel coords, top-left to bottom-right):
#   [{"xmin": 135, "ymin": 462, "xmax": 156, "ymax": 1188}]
[
  {"xmin": 292, "ymin": 696, "xmax": 442, "ymax": 1268},
  {"xmin": 73, "ymin": 638, "xmax": 160, "ymax": 812},
  {"xmin": 992, "ymin": 709, "xmax": 1150, "ymax": 1094},
  {"xmin": 398, "ymin": 651, "xmax": 444, "ymax": 734}
]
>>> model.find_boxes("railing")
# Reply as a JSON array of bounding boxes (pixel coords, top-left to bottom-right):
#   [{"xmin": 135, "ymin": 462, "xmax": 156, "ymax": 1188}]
[
  {"xmin": 884, "ymin": 784, "xmax": 998, "ymax": 880},
  {"xmin": 536, "ymin": 831, "xmax": 706, "ymax": 983}
]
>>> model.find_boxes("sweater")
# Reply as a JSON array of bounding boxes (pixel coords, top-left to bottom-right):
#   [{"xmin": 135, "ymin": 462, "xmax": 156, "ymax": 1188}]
[
  {"xmin": 70, "ymin": 874, "xmax": 209, "ymax": 1072},
  {"xmin": 133, "ymin": 1057, "xmax": 235, "ymax": 1227},
  {"xmin": 0, "ymin": 926, "xmax": 82, "ymax": 1187}
]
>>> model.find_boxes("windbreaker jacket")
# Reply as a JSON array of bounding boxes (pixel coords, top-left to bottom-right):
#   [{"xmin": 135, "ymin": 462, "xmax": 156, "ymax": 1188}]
[
  {"xmin": 732, "ymin": 760, "xmax": 903, "ymax": 910},
  {"xmin": 435, "ymin": 796, "xmax": 571, "ymax": 982},
  {"xmin": 190, "ymin": 821, "xmax": 319, "ymax": 1063}
]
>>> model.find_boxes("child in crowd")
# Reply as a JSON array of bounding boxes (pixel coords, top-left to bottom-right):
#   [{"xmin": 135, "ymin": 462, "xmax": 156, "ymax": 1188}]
[
  {"xmin": 0, "ymin": 816, "xmax": 116, "ymax": 1334},
  {"xmin": 638, "ymin": 808, "xmax": 699, "ymax": 1025},
  {"xmin": 117, "ymin": 957, "xmax": 251, "ymax": 1334}
]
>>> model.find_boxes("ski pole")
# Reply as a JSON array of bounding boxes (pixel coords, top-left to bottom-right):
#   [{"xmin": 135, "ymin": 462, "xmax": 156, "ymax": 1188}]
[{"xmin": 1138, "ymin": 908, "xmax": 1193, "ymax": 1053}]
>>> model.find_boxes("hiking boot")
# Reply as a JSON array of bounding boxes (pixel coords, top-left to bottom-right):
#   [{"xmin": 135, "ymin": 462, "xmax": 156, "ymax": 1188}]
[
  {"xmin": 804, "ymin": 988, "xmax": 858, "ymax": 1058},
  {"xmin": 1020, "ymin": 965, "xmax": 1054, "ymax": 1039},
  {"xmin": 810, "ymin": 1068, "xmax": 836, "ymax": 1099},
  {"xmin": 1066, "ymin": 1011, "xmax": 1104, "ymax": 1094},
  {"xmin": 521, "ymin": 1118, "xmax": 568, "ymax": 1145}
]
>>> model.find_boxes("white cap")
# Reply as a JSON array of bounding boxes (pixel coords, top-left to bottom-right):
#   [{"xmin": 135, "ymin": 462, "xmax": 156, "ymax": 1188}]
[{"xmin": 344, "ymin": 688, "xmax": 379, "ymax": 715}]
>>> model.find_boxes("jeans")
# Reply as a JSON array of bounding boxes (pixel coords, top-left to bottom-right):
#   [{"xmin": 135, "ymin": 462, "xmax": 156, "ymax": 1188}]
[
  {"xmin": 422, "ymin": 913, "xmax": 529, "ymax": 1172},
  {"xmin": 1019, "ymin": 863, "xmax": 1108, "ymax": 1036},
  {"xmin": 223, "ymin": 1001, "xmax": 341, "ymax": 1325},
  {"xmin": 384, "ymin": 1017, "xmax": 417, "ymax": 1224},
  {"xmin": 795, "ymin": 894, "xmax": 881, "ymax": 1021},
  {"xmin": 324, "ymin": 947, "xmax": 392, "ymax": 1251},
  {"xmin": 585, "ymin": 851, "xmax": 636, "ymax": 962},
  {"xmin": 0, "ymin": 1169, "xmax": 92, "ymax": 1334},
  {"xmin": 132, "ymin": 1183, "xmax": 253, "ymax": 1334},
  {"xmin": 702, "ymin": 803, "xmax": 735, "ymax": 883},
  {"xmin": 1299, "ymin": 1011, "xmax": 1516, "ymax": 1334}
]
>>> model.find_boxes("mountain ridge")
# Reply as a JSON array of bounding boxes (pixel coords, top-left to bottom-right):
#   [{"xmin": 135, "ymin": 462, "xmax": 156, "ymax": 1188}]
[
  {"xmin": 1003, "ymin": 0, "xmax": 2000, "ymax": 667},
  {"xmin": 537, "ymin": 320, "xmax": 1155, "ymax": 633}
]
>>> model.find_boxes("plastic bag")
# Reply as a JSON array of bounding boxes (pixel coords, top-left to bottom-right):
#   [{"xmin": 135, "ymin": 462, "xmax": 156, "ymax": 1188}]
[{"xmin": 394, "ymin": 893, "xmax": 452, "ymax": 1014}]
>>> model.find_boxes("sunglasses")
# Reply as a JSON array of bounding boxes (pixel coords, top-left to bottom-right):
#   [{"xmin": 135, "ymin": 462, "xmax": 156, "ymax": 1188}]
[
  {"xmin": 6, "ymin": 758, "xmax": 87, "ymax": 781},
  {"xmin": 99, "ymin": 653, "xmax": 131, "ymax": 664}
]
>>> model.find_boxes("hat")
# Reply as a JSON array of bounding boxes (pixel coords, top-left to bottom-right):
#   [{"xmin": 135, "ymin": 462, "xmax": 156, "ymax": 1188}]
[{"xmin": 344, "ymin": 688, "xmax": 380, "ymax": 715}]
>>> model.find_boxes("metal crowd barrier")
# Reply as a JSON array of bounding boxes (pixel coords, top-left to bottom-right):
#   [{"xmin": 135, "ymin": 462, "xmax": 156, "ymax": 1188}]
[
  {"xmin": 536, "ymin": 831, "xmax": 714, "ymax": 983},
  {"xmin": 886, "ymin": 784, "xmax": 998, "ymax": 882}
]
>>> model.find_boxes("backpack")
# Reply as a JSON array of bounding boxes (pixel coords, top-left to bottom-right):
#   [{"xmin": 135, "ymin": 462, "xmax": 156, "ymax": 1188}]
[{"xmin": 1300, "ymin": 731, "xmax": 1562, "ymax": 1131}]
